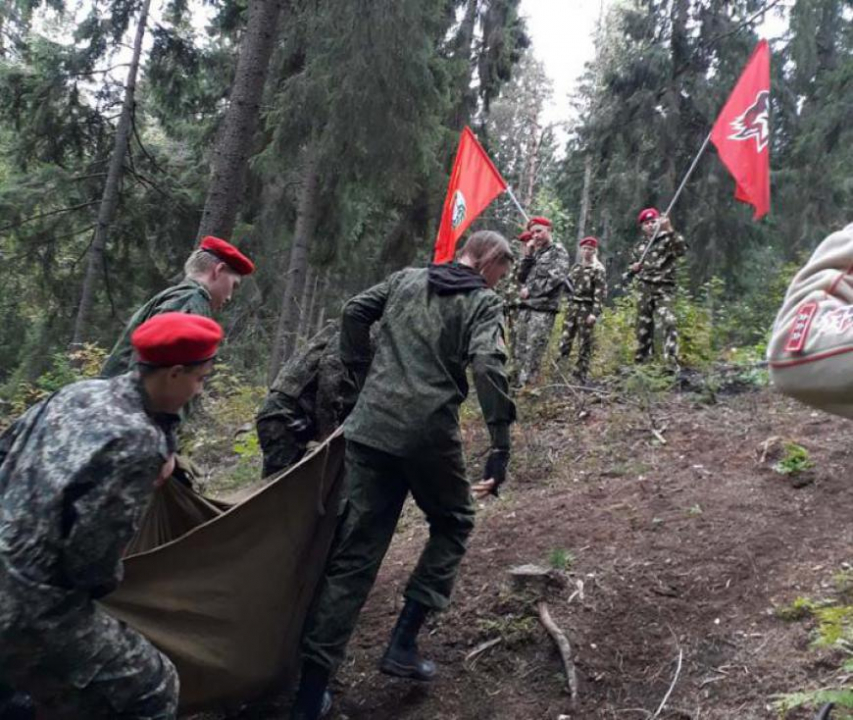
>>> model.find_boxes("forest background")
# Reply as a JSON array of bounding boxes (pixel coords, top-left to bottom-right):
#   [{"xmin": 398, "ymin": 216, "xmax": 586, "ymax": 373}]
[{"xmin": 0, "ymin": 0, "xmax": 851, "ymax": 419}]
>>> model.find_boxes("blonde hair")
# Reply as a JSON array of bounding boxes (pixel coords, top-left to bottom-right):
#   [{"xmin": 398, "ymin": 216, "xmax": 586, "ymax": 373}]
[{"xmin": 459, "ymin": 231, "xmax": 513, "ymax": 276}]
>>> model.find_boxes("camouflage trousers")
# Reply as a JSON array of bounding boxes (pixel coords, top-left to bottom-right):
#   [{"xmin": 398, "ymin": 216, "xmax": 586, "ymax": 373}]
[
  {"xmin": 301, "ymin": 440, "xmax": 475, "ymax": 672},
  {"xmin": 559, "ymin": 304, "xmax": 596, "ymax": 380},
  {"xmin": 0, "ymin": 560, "xmax": 178, "ymax": 719},
  {"xmin": 635, "ymin": 282, "xmax": 678, "ymax": 364},
  {"xmin": 514, "ymin": 308, "xmax": 557, "ymax": 386}
]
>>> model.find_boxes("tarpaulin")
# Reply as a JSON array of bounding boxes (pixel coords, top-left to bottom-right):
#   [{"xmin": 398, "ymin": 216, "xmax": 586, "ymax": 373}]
[{"xmin": 101, "ymin": 431, "xmax": 345, "ymax": 714}]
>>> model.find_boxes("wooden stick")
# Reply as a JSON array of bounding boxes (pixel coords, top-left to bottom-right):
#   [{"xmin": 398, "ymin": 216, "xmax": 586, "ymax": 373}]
[
  {"xmin": 651, "ymin": 649, "xmax": 684, "ymax": 719},
  {"xmin": 537, "ymin": 600, "xmax": 579, "ymax": 703},
  {"xmin": 464, "ymin": 637, "xmax": 503, "ymax": 666}
]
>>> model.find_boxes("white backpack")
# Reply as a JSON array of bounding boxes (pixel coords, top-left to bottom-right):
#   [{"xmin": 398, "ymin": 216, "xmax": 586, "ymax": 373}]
[{"xmin": 768, "ymin": 222, "xmax": 853, "ymax": 419}]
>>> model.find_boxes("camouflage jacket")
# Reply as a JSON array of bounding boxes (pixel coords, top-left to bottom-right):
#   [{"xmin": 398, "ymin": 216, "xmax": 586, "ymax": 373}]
[
  {"xmin": 517, "ymin": 242, "xmax": 571, "ymax": 312},
  {"xmin": 631, "ymin": 231, "xmax": 687, "ymax": 286},
  {"xmin": 341, "ymin": 264, "xmax": 516, "ymax": 456},
  {"xmin": 568, "ymin": 262, "xmax": 607, "ymax": 316},
  {"xmin": 0, "ymin": 372, "xmax": 177, "ymax": 597},
  {"xmin": 257, "ymin": 323, "xmax": 347, "ymax": 440},
  {"xmin": 101, "ymin": 278, "xmax": 213, "ymax": 378}
]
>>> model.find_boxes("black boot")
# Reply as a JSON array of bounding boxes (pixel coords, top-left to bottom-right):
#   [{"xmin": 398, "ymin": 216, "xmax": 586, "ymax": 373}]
[
  {"xmin": 379, "ymin": 599, "xmax": 437, "ymax": 681},
  {"xmin": 290, "ymin": 661, "xmax": 332, "ymax": 720},
  {"xmin": 816, "ymin": 704, "xmax": 834, "ymax": 720}
]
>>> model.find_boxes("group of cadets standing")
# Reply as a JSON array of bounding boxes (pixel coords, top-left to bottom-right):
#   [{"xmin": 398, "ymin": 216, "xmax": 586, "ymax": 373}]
[
  {"xmin": 505, "ymin": 206, "xmax": 686, "ymax": 387},
  {"xmin": 0, "ymin": 204, "xmax": 687, "ymax": 720}
]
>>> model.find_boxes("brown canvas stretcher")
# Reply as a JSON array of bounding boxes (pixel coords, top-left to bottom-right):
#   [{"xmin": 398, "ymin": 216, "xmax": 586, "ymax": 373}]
[{"xmin": 101, "ymin": 431, "xmax": 345, "ymax": 715}]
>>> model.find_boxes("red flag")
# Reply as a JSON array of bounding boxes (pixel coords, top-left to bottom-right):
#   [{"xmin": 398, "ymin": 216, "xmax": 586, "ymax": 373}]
[
  {"xmin": 433, "ymin": 127, "xmax": 508, "ymax": 263},
  {"xmin": 710, "ymin": 40, "xmax": 771, "ymax": 219}
]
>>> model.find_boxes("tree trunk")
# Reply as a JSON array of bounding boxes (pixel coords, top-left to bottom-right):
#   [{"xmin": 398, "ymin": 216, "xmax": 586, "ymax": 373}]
[
  {"xmin": 448, "ymin": 0, "xmax": 480, "ymax": 132},
  {"xmin": 71, "ymin": 0, "xmax": 152, "ymax": 346},
  {"xmin": 197, "ymin": 0, "xmax": 285, "ymax": 240},
  {"xmin": 312, "ymin": 266, "xmax": 330, "ymax": 334},
  {"xmin": 296, "ymin": 263, "xmax": 317, "ymax": 344},
  {"xmin": 267, "ymin": 148, "xmax": 320, "ymax": 382},
  {"xmin": 577, "ymin": 155, "xmax": 593, "ymax": 241}
]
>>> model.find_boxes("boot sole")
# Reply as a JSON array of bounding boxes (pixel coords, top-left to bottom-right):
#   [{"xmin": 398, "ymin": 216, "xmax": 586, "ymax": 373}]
[{"xmin": 379, "ymin": 657, "xmax": 436, "ymax": 682}]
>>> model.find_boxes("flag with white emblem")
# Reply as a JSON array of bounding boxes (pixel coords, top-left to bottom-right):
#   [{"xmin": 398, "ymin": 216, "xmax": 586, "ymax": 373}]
[{"xmin": 710, "ymin": 40, "xmax": 771, "ymax": 219}]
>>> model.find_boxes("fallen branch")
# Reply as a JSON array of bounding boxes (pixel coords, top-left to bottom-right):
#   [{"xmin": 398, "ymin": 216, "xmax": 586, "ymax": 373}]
[
  {"xmin": 537, "ymin": 600, "xmax": 579, "ymax": 703},
  {"xmin": 651, "ymin": 648, "xmax": 684, "ymax": 719},
  {"xmin": 651, "ymin": 428, "xmax": 667, "ymax": 445},
  {"xmin": 464, "ymin": 637, "xmax": 502, "ymax": 667}
]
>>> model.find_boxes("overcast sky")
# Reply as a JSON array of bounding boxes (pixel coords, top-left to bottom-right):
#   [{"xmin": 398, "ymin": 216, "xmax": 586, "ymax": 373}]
[{"xmin": 521, "ymin": 0, "xmax": 791, "ymax": 133}]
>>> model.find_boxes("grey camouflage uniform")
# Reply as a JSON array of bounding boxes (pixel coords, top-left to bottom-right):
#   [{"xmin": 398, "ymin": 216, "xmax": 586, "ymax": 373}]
[
  {"xmin": 514, "ymin": 242, "xmax": 571, "ymax": 386},
  {"xmin": 560, "ymin": 261, "xmax": 607, "ymax": 380},
  {"xmin": 0, "ymin": 373, "xmax": 180, "ymax": 719},
  {"xmin": 256, "ymin": 323, "xmax": 347, "ymax": 477},
  {"xmin": 631, "ymin": 231, "xmax": 687, "ymax": 364}
]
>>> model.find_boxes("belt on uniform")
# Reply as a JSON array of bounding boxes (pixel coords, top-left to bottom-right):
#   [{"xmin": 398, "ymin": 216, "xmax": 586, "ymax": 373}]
[{"xmin": 519, "ymin": 305, "xmax": 558, "ymax": 314}]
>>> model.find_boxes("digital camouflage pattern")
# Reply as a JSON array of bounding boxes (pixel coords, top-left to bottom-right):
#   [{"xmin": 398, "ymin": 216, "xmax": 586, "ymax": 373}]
[
  {"xmin": 101, "ymin": 279, "xmax": 213, "ymax": 378},
  {"xmin": 560, "ymin": 261, "xmax": 607, "ymax": 380},
  {"xmin": 516, "ymin": 242, "xmax": 571, "ymax": 312},
  {"xmin": 514, "ymin": 242, "xmax": 571, "ymax": 385},
  {"xmin": 342, "ymin": 265, "xmax": 515, "ymax": 454},
  {"xmin": 0, "ymin": 373, "xmax": 180, "ymax": 718},
  {"xmin": 631, "ymin": 231, "xmax": 686, "ymax": 364},
  {"xmin": 256, "ymin": 323, "xmax": 347, "ymax": 477},
  {"xmin": 303, "ymin": 262, "xmax": 514, "ymax": 673},
  {"xmin": 302, "ymin": 440, "xmax": 474, "ymax": 672},
  {"xmin": 630, "ymin": 230, "xmax": 687, "ymax": 286},
  {"xmin": 495, "ymin": 245, "xmax": 524, "ymax": 376}
]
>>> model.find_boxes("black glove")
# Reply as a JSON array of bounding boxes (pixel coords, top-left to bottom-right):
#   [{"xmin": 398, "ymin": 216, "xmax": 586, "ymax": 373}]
[{"xmin": 483, "ymin": 449, "xmax": 510, "ymax": 496}]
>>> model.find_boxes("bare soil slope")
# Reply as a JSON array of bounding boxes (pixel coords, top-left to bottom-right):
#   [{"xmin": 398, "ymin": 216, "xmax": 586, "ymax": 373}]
[{"xmin": 198, "ymin": 387, "xmax": 853, "ymax": 720}]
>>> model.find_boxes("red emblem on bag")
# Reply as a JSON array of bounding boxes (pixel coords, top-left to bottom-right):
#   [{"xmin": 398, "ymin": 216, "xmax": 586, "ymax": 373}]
[{"xmin": 784, "ymin": 301, "xmax": 818, "ymax": 353}]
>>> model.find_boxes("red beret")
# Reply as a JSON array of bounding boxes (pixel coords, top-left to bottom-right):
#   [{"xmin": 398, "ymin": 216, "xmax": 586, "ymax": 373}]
[
  {"xmin": 517, "ymin": 231, "xmax": 533, "ymax": 243},
  {"xmin": 637, "ymin": 207, "xmax": 660, "ymax": 224},
  {"xmin": 132, "ymin": 313, "xmax": 224, "ymax": 367},
  {"xmin": 579, "ymin": 236, "xmax": 598, "ymax": 248},
  {"xmin": 199, "ymin": 236, "xmax": 255, "ymax": 276},
  {"xmin": 526, "ymin": 216, "xmax": 552, "ymax": 230}
]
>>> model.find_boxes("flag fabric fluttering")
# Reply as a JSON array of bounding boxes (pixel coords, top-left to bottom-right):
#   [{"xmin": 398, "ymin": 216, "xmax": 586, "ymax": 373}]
[
  {"xmin": 710, "ymin": 39, "xmax": 771, "ymax": 220},
  {"xmin": 433, "ymin": 127, "xmax": 508, "ymax": 263}
]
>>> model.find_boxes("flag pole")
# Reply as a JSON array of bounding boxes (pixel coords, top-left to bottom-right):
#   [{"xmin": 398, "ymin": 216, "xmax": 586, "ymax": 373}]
[
  {"xmin": 505, "ymin": 185, "xmax": 530, "ymax": 224},
  {"xmin": 636, "ymin": 130, "xmax": 712, "ymax": 266}
]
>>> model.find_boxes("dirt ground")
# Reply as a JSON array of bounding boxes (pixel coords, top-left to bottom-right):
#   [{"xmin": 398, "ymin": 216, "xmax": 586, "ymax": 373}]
[{"xmin": 198, "ymin": 385, "xmax": 853, "ymax": 720}]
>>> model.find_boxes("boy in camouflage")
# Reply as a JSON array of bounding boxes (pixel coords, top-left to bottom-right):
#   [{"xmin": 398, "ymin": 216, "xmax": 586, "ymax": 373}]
[
  {"xmin": 514, "ymin": 217, "xmax": 571, "ymax": 387},
  {"xmin": 560, "ymin": 236, "xmax": 607, "ymax": 382},
  {"xmin": 0, "ymin": 313, "xmax": 223, "ymax": 720},
  {"xmin": 628, "ymin": 208, "xmax": 687, "ymax": 365},
  {"xmin": 256, "ymin": 322, "xmax": 348, "ymax": 477},
  {"xmin": 289, "ymin": 231, "xmax": 516, "ymax": 720},
  {"xmin": 101, "ymin": 235, "xmax": 254, "ymax": 379}
]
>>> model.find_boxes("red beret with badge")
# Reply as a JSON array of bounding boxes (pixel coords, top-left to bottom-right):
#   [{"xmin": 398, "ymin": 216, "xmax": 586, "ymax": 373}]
[
  {"xmin": 637, "ymin": 207, "xmax": 660, "ymax": 224},
  {"xmin": 526, "ymin": 216, "xmax": 552, "ymax": 230},
  {"xmin": 199, "ymin": 236, "xmax": 255, "ymax": 276},
  {"xmin": 132, "ymin": 313, "xmax": 224, "ymax": 367},
  {"xmin": 579, "ymin": 236, "xmax": 598, "ymax": 248}
]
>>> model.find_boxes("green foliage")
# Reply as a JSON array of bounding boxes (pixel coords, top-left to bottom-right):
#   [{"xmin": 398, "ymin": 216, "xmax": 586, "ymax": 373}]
[
  {"xmin": 773, "ymin": 443, "xmax": 814, "ymax": 476},
  {"xmin": 774, "ymin": 688, "xmax": 853, "ymax": 716},
  {"xmin": 477, "ymin": 613, "xmax": 539, "ymax": 646},
  {"xmin": 775, "ymin": 596, "xmax": 821, "ymax": 622},
  {"xmin": 590, "ymin": 294, "xmax": 636, "ymax": 376},
  {"xmin": 774, "ymin": 564, "xmax": 853, "ymax": 716},
  {"xmin": 547, "ymin": 548, "xmax": 574, "ymax": 571},
  {"xmin": 233, "ymin": 429, "xmax": 260, "ymax": 459},
  {"xmin": 1, "ymin": 343, "xmax": 106, "ymax": 425}
]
